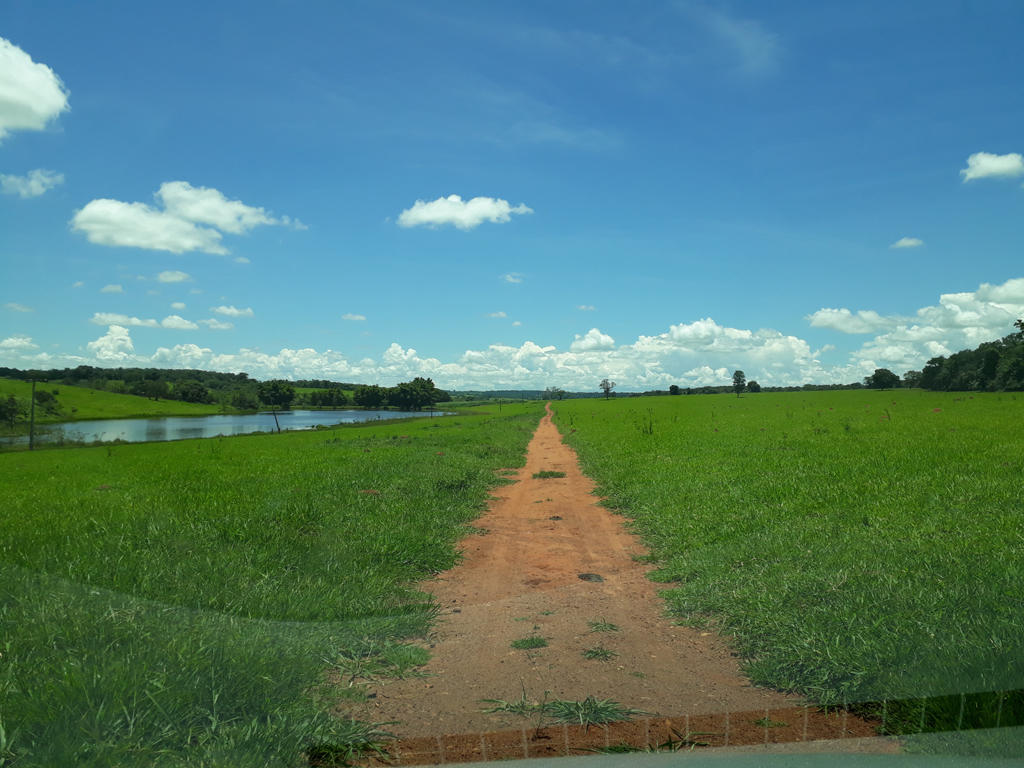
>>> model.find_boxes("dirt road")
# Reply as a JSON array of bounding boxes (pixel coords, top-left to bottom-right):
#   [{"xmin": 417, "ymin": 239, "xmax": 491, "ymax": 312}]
[{"xmin": 343, "ymin": 404, "xmax": 895, "ymax": 762}]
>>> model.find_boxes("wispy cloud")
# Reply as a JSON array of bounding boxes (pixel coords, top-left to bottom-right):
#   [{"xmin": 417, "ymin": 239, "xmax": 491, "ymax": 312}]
[
  {"xmin": 577, "ymin": 304, "xmax": 596, "ymax": 310},
  {"xmin": 693, "ymin": 5, "xmax": 781, "ymax": 76},
  {"xmin": 158, "ymin": 270, "xmax": 192, "ymax": 283},
  {"xmin": 4, "ymin": 302, "xmax": 33, "ymax": 312},
  {"xmin": 88, "ymin": 312, "xmax": 199, "ymax": 329},
  {"xmin": 501, "ymin": 273, "xmax": 523, "ymax": 283},
  {"xmin": 199, "ymin": 318, "xmax": 234, "ymax": 330},
  {"xmin": 100, "ymin": 284, "xmax": 123, "ymax": 293},
  {"xmin": 487, "ymin": 311, "xmax": 507, "ymax": 318},
  {"xmin": 1, "ymin": 169, "xmax": 64, "ymax": 198},
  {"xmin": 211, "ymin": 305, "xmax": 254, "ymax": 317},
  {"xmin": 171, "ymin": 302, "xmax": 186, "ymax": 310},
  {"xmin": 342, "ymin": 313, "xmax": 366, "ymax": 321},
  {"xmin": 890, "ymin": 237, "xmax": 923, "ymax": 249}
]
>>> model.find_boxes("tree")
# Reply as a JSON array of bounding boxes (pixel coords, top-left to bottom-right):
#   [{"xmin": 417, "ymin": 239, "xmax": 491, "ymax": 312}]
[
  {"xmin": 668, "ymin": 385, "xmax": 680, "ymax": 396},
  {"xmin": 257, "ymin": 380, "xmax": 295, "ymax": 433},
  {"xmin": 388, "ymin": 377, "xmax": 444, "ymax": 411},
  {"xmin": 0, "ymin": 395, "xmax": 26, "ymax": 427},
  {"xmin": 732, "ymin": 370, "xmax": 746, "ymax": 397},
  {"xmin": 32, "ymin": 389, "xmax": 64, "ymax": 416},
  {"xmin": 864, "ymin": 368, "xmax": 900, "ymax": 390},
  {"xmin": 228, "ymin": 389, "xmax": 260, "ymax": 411},
  {"xmin": 354, "ymin": 384, "xmax": 388, "ymax": 409},
  {"xmin": 747, "ymin": 380, "xmax": 761, "ymax": 393},
  {"xmin": 142, "ymin": 380, "xmax": 168, "ymax": 400},
  {"xmin": 902, "ymin": 370, "xmax": 922, "ymax": 389},
  {"xmin": 544, "ymin": 386, "xmax": 567, "ymax": 401},
  {"xmin": 599, "ymin": 379, "xmax": 616, "ymax": 399},
  {"xmin": 173, "ymin": 379, "xmax": 212, "ymax": 404}
]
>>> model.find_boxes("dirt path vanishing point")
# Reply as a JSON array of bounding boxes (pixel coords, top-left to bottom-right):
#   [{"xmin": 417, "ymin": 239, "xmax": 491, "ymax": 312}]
[{"xmin": 345, "ymin": 404, "xmax": 896, "ymax": 762}]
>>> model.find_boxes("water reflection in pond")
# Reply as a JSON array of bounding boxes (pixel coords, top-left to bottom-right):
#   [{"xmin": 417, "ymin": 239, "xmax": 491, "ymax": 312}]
[{"xmin": 2, "ymin": 410, "xmax": 448, "ymax": 447}]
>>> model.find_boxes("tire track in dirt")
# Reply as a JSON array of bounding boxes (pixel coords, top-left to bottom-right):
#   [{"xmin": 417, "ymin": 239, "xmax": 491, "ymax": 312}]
[{"xmin": 348, "ymin": 403, "xmax": 802, "ymax": 741}]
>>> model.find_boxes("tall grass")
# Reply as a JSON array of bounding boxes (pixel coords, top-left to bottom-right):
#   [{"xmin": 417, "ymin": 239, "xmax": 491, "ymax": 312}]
[
  {"xmin": 0, "ymin": 404, "xmax": 543, "ymax": 766},
  {"xmin": 553, "ymin": 391, "xmax": 1024, "ymax": 749}
]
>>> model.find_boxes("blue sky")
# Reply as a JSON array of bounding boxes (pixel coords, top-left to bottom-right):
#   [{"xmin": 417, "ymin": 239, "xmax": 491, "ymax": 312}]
[{"xmin": 2, "ymin": 1, "xmax": 1023, "ymax": 390}]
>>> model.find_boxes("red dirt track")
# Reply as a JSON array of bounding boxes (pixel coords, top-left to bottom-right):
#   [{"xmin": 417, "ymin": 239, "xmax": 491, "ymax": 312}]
[{"xmin": 343, "ymin": 404, "xmax": 898, "ymax": 762}]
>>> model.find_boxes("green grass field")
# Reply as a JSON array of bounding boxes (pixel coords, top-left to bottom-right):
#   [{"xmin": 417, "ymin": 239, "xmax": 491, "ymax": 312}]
[
  {"xmin": 0, "ymin": 379, "xmax": 223, "ymax": 425},
  {"xmin": 552, "ymin": 390, "xmax": 1024, "ymax": 741},
  {"xmin": 0, "ymin": 403, "xmax": 544, "ymax": 766}
]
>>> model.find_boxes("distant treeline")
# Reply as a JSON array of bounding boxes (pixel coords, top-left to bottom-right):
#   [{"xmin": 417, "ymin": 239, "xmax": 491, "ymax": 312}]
[{"xmin": 906, "ymin": 319, "xmax": 1024, "ymax": 392}]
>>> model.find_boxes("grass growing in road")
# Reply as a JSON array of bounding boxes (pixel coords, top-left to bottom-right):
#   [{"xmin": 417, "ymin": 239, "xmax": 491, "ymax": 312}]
[
  {"xmin": 552, "ymin": 391, "xmax": 1024, "ymax": 740},
  {"xmin": 480, "ymin": 694, "xmax": 646, "ymax": 730},
  {"xmin": 511, "ymin": 637, "xmax": 548, "ymax": 650},
  {"xmin": 532, "ymin": 470, "xmax": 566, "ymax": 478},
  {"xmin": 587, "ymin": 618, "xmax": 620, "ymax": 633},
  {"xmin": 581, "ymin": 645, "xmax": 619, "ymax": 661},
  {"xmin": 0, "ymin": 403, "xmax": 543, "ymax": 766}
]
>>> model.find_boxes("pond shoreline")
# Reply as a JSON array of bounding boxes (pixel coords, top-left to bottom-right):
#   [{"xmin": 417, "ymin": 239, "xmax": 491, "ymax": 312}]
[{"xmin": 0, "ymin": 409, "xmax": 452, "ymax": 449}]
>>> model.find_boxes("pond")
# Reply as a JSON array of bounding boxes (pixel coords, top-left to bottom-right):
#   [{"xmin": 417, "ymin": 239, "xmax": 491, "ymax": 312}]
[{"xmin": 1, "ymin": 409, "xmax": 448, "ymax": 447}]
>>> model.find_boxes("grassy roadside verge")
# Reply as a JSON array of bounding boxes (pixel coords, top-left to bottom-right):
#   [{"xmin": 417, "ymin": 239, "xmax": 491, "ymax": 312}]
[
  {"xmin": 551, "ymin": 391, "xmax": 1024, "ymax": 752},
  {"xmin": 0, "ymin": 403, "xmax": 544, "ymax": 766}
]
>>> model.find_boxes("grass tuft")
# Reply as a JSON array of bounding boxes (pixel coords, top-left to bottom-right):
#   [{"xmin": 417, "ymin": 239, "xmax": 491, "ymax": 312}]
[
  {"xmin": 511, "ymin": 636, "xmax": 548, "ymax": 650},
  {"xmin": 582, "ymin": 645, "xmax": 619, "ymax": 661}
]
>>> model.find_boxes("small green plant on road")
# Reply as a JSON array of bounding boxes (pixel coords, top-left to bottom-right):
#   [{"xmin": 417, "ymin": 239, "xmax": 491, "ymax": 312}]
[{"xmin": 511, "ymin": 636, "xmax": 548, "ymax": 650}]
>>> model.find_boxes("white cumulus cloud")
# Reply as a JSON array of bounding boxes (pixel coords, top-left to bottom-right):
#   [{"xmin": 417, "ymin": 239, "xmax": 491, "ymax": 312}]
[
  {"xmin": 70, "ymin": 182, "xmax": 293, "ymax": 255},
  {"xmin": 342, "ymin": 313, "xmax": 366, "ymax": 321},
  {"xmin": 86, "ymin": 326, "xmax": 135, "ymax": 361},
  {"xmin": 100, "ymin": 284, "xmax": 123, "ymax": 293},
  {"xmin": 512, "ymin": 321, "xmax": 522, "ymax": 327},
  {"xmin": 158, "ymin": 270, "xmax": 192, "ymax": 283},
  {"xmin": 960, "ymin": 152, "xmax": 1024, "ymax": 181},
  {"xmin": 1, "ymin": 169, "xmax": 64, "ymax": 198},
  {"xmin": 160, "ymin": 315, "xmax": 198, "ymax": 330},
  {"xmin": 398, "ymin": 195, "xmax": 533, "ymax": 230},
  {"xmin": 569, "ymin": 328, "xmax": 615, "ymax": 351},
  {"xmin": 890, "ymin": 237, "xmax": 923, "ymax": 249},
  {"xmin": 487, "ymin": 311, "xmax": 507, "ymax": 318},
  {"xmin": 0, "ymin": 334, "xmax": 37, "ymax": 350},
  {"xmin": 171, "ymin": 302, "xmax": 186, "ymax": 310},
  {"xmin": 211, "ymin": 305, "xmax": 253, "ymax": 317},
  {"xmin": 0, "ymin": 38, "xmax": 69, "ymax": 143}
]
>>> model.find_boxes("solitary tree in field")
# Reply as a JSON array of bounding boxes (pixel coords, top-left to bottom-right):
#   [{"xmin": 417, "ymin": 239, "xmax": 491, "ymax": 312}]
[
  {"xmin": 257, "ymin": 380, "xmax": 296, "ymax": 432},
  {"xmin": 747, "ymin": 380, "xmax": 761, "ymax": 393},
  {"xmin": 864, "ymin": 368, "xmax": 900, "ymax": 390},
  {"xmin": 599, "ymin": 379, "xmax": 616, "ymax": 399},
  {"xmin": 669, "ymin": 385, "xmax": 680, "ymax": 396},
  {"xmin": 732, "ymin": 370, "xmax": 746, "ymax": 397}
]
